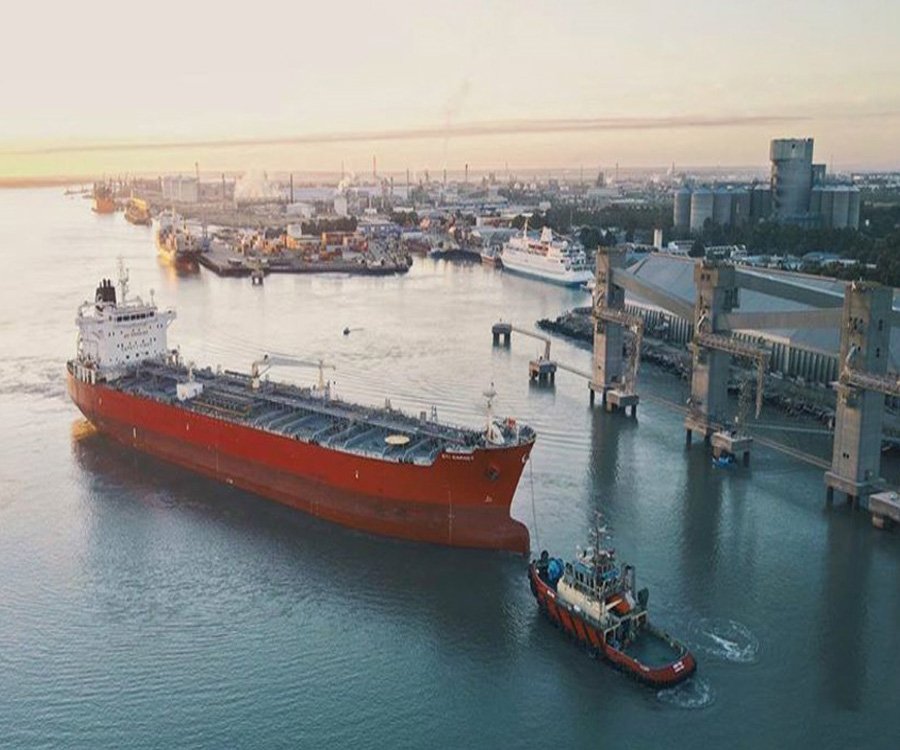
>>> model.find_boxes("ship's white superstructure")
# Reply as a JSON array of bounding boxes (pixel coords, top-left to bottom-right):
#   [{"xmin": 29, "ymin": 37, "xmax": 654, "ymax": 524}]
[
  {"xmin": 500, "ymin": 226, "xmax": 593, "ymax": 286},
  {"xmin": 73, "ymin": 267, "xmax": 176, "ymax": 382}
]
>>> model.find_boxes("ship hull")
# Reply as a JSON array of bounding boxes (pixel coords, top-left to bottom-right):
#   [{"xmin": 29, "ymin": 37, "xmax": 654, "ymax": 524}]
[
  {"xmin": 68, "ymin": 369, "xmax": 533, "ymax": 553},
  {"xmin": 125, "ymin": 213, "xmax": 151, "ymax": 226},
  {"xmin": 501, "ymin": 257, "xmax": 592, "ymax": 287},
  {"xmin": 93, "ymin": 198, "xmax": 116, "ymax": 214},
  {"xmin": 528, "ymin": 565, "xmax": 696, "ymax": 687},
  {"xmin": 156, "ymin": 235, "xmax": 200, "ymax": 266}
]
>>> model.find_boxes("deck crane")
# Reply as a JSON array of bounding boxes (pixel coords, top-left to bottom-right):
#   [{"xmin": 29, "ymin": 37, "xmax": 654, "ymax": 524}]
[{"xmin": 250, "ymin": 354, "xmax": 336, "ymax": 397}]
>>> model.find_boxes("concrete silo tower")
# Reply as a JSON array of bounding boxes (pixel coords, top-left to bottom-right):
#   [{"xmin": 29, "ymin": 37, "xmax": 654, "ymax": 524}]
[
  {"xmin": 689, "ymin": 188, "xmax": 714, "ymax": 234},
  {"xmin": 673, "ymin": 186, "xmax": 692, "ymax": 234},
  {"xmin": 770, "ymin": 138, "xmax": 814, "ymax": 219},
  {"xmin": 713, "ymin": 188, "xmax": 733, "ymax": 227}
]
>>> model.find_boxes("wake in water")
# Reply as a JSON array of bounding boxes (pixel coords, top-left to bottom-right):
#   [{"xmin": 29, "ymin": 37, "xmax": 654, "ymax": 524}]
[
  {"xmin": 0, "ymin": 360, "xmax": 67, "ymax": 401},
  {"xmin": 690, "ymin": 617, "xmax": 760, "ymax": 664},
  {"xmin": 656, "ymin": 676, "xmax": 715, "ymax": 710}
]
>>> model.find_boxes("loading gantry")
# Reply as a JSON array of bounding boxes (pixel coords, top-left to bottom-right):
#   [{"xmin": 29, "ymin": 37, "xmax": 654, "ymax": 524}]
[
  {"xmin": 589, "ymin": 247, "xmax": 644, "ymax": 416},
  {"xmin": 684, "ymin": 261, "xmax": 769, "ymax": 457},
  {"xmin": 825, "ymin": 281, "xmax": 895, "ymax": 506}
]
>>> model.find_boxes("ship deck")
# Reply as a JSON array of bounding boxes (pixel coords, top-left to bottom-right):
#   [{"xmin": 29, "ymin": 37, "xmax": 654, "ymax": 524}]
[
  {"xmin": 97, "ymin": 362, "xmax": 533, "ymax": 465},
  {"xmin": 621, "ymin": 628, "xmax": 684, "ymax": 668}
]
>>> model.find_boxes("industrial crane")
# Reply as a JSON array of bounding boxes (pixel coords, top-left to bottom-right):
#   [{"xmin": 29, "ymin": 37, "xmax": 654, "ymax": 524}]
[{"xmin": 250, "ymin": 354, "xmax": 336, "ymax": 397}]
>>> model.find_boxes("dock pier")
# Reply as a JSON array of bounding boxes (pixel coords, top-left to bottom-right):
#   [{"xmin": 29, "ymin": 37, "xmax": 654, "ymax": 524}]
[
  {"xmin": 529, "ymin": 358, "xmax": 556, "ymax": 385},
  {"xmin": 492, "ymin": 322, "xmax": 512, "ymax": 347}
]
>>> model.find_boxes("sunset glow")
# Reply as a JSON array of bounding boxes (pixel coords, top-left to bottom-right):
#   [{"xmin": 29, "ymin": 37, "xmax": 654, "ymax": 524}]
[{"xmin": 2, "ymin": 0, "xmax": 898, "ymax": 178}]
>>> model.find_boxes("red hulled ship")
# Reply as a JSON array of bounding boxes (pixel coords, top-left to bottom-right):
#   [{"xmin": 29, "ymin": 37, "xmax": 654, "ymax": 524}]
[
  {"xmin": 92, "ymin": 183, "xmax": 116, "ymax": 214},
  {"xmin": 68, "ymin": 269, "xmax": 536, "ymax": 552}
]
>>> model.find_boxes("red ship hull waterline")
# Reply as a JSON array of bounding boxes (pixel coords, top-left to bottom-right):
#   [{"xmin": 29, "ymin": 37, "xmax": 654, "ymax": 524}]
[{"xmin": 68, "ymin": 370, "xmax": 534, "ymax": 552}]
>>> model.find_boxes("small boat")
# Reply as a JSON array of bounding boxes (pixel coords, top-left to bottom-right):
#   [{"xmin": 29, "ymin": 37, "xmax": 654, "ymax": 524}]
[
  {"xmin": 400, "ymin": 232, "xmax": 432, "ymax": 256},
  {"xmin": 125, "ymin": 197, "xmax": 152, "ymax": 226},
  {"xmin": 480, "ymin": 246, "xmax": 502, "ymax": 268},
  {"xmin": 712, "ymin": 454, "xmax": 735, "ymax": 469},
  {"xmin": 528, "ymin": 515, "xmax": 696, "ymax": 687},
  {"xmin": 92, "ymin": 183, "xmax": 116, "ymax": 214}
]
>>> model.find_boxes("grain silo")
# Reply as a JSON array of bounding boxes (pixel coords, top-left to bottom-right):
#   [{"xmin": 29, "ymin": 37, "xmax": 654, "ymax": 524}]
[
  {"xmin": 831, "ymin": 186, "xmax": 851, "ymax": 229},
  {"xmin": 770, "ymin": 138, "xmax": 814, "ymax": 218},
  {"xmin": 818, "ymin": 187, "xmax": 835, "ymax": 229},
  {"xmin": 750, "ymin": 184, "xmax": 772, "ymax": 220},
  {"xmin": 848, "ymin": 188, "xmax": 861, "ymax": 230},
  {"xmin": 731, "ymin": 188, "xmax": 751, "ymax": 227},
  {"xmin": 673, "ymin": 186, "xmax": 692, "ymax": 233},
  {"xmin": 810, "ymin": 185, "xmax": 824, "ymax": 225},
  {"xmin": 690, "ymin": 188, "xmax": 714, "ymax": 234},
  {"xmin": 713, "ymin": 188, "xmax": 733, "ymax": 227}
]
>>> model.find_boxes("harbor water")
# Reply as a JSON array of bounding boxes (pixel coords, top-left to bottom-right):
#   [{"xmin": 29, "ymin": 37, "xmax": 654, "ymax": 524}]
[{"xmin": 1, "ymin": 188, "xmax": 898, "ymax": 749}]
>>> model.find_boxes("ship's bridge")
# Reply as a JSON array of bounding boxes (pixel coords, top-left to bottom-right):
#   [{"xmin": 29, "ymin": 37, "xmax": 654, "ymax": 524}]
[{"xmin": 75, "ymin": 276, "xmax": 175, "ymax": 377}]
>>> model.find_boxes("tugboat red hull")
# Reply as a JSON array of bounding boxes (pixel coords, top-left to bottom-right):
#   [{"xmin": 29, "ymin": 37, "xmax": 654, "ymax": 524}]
[{"xmin": 528, "ymin": 564, "xmax": 696, "ymax": 688}]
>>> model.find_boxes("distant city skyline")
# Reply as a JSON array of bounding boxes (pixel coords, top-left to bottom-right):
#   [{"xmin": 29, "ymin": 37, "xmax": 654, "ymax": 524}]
[{"xmin": 2, "ymin": 0, "xmax": 899, "ymax": 178}]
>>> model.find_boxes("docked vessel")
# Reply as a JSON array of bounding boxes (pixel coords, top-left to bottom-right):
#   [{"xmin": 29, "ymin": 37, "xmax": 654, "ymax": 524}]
[
  {"xmin": 68, "ymin": 270, "xmax": 536, "ymax": 552},
  {"xmin": 92, "ymin": 183, "xmax": 116, "ymax": 214},
  {"xmin": 480, "ymin": 246, "xmax": 502, "ymax": 268},
  {"xmin": 400, "ymin": 232, "xmax": 433, "ymax": 256},
  {"xmin": 528, "ymin": 517, "xmax": 696, "ymax": 687},
  {"xmin": 125, "ymin": 197, "xmax": 152, "ymax": 226},
  {"xmin": 500, "ymin": 226, "xmax": 592, "ymax": 286},
  {"xmin": 156, "ymin": 216, "xmax": 202, "ymax": 265}
]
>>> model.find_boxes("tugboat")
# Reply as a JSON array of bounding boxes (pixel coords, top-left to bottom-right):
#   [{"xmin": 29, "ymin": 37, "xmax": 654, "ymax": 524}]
[
  {"xmin": 92, "ymin": 183, "xmax": 116, "ymax": 214},
  {"xmin": 125, "ymin": 197, "xmax": 152, "ymax": 226},
  {"xmin": 528, "ymin": 516, "xmax": 696, "ymax": 687},
  {"xmin": 480, "ymin": 246, "xmax": 502, "ymax": 268}
]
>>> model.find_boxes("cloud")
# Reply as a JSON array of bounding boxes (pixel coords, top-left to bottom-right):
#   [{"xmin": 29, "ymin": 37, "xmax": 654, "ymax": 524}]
[{"xmin": 4, "ymin": 113, "xmax": 818, "ymax": 156}]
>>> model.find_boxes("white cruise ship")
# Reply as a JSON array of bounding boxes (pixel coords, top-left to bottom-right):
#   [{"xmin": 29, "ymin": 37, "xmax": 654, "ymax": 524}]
[{"xmin": 500, "ymin": 226, "xmax": 593, "ymax": 286}]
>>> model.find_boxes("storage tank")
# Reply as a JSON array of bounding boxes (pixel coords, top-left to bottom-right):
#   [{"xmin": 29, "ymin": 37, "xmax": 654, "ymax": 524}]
[
  {"xmin": 831, "ymin": 186, "xmax": 851, "ymax": 229},
  {"xmin": 818, "ymin": 187, "xmax": 834, "ymax": 229},
  {"xmin": 848, "ymin": 188, "xmax": 861, "ymax": 230},
  {"xmin": 770, "ymin": 138, "xmax": 814, "ymax": 218},
  {"xmin": 812, "ymin": 163, "xmax": 827, "ymax": 185},
  {"xmin": 673, "ymin": 187, "xmax": 692, "ymax": 233},
  {"xmin": 731, "ymin": 189, "xmax": 750, "ymax": 227},
  {"xmin": 750, "ymin": 184, "xmax": 772, "ymax": 220},
  {"xmin": 690, "ymin": 188, "xmax": 714, "ymax": 234},
  {"xmin": 713, "ymin": 188, "xmax": 733, "ymax": 227},
  {"xmin": 810, "ymin": 185, "xmax": 824, "ymax": 225}
]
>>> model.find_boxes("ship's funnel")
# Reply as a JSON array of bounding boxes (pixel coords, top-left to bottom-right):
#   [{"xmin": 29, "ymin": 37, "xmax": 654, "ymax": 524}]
[{"xmin": 95, "ymin": 278, "xmax": 117, "ymax": 305}]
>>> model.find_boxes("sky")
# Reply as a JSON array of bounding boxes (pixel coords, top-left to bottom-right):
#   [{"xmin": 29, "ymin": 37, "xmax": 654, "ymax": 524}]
[{"xmin": 2, "ymin": 0, "xmax": 898, "ymax": 178}]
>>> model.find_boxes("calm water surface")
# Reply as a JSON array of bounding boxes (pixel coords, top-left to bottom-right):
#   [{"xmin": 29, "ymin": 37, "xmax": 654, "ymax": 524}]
[{"xmin": 1, "ymin": 189, "xmax": 898, "ymax": 748}]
